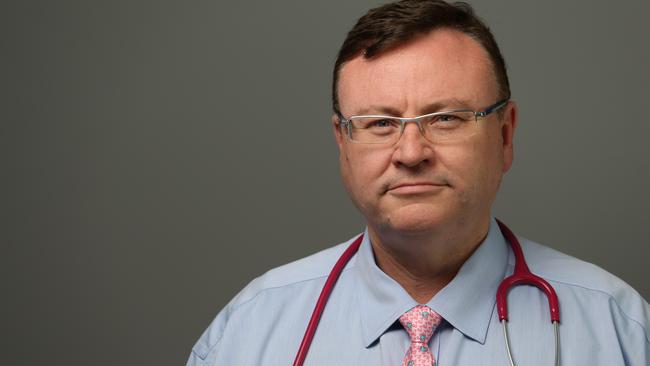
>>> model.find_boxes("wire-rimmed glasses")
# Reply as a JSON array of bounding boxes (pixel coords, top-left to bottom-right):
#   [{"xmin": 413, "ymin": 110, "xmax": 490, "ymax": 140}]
[{"xmin": 337, "ymin": 99, "xmax": 509, "ymax": 144}]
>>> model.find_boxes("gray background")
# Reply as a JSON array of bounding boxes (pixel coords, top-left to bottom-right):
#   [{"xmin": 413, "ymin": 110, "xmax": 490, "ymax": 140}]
[{"xmin": 2, "ymin": 1, "xmax": 649, "ymax": 365}]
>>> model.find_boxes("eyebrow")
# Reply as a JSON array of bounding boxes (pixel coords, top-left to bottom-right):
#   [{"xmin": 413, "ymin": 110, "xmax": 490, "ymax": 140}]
[{"xmin": 352, "ymin": 98, "xmax": 474, "ymax": 117}]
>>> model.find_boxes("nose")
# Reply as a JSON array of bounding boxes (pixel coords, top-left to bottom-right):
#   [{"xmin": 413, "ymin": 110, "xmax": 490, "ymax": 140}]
[{"xmin": 392, "ymin": 121, "xmax": 433, "ymax": 168}]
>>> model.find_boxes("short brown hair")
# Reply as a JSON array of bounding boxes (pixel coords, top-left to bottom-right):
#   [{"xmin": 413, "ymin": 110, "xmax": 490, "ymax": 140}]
[{"xmin": 332, "ymin": 0, "xmax": 510, "ymax": 114}]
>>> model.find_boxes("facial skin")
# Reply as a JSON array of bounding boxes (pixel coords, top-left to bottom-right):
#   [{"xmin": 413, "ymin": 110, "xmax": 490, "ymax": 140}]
[{"xmin": 333, "ymin": 29, "xmax": 517, "ymax": 298}]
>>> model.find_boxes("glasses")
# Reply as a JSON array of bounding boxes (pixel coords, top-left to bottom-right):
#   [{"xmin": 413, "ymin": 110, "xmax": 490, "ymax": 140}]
[{"xmin": 337, "ymin": 99, "xmax": 509, "ymax": 144}]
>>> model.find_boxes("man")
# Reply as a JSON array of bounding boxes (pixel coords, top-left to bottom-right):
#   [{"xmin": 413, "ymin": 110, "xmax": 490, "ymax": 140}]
[{"xmin": 187, "ymin": 1, "xmax": 649, "ymax": 365}]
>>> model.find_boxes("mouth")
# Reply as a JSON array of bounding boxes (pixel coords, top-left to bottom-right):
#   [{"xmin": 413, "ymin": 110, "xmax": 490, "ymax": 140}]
[{"xmin": 386, "ymin": 182, "xmax": 448, "ymax": 195}]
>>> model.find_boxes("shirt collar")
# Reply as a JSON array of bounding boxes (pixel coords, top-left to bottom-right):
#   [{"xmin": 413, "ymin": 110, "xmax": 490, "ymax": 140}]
[{"xmin": 354, "ymin": 217, "xmax": 510, "ymax": 347}]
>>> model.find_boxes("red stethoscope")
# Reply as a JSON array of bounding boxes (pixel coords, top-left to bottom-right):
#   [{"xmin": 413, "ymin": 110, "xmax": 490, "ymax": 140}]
[{"xmin": 292, "ymin": 220, "xmax": 561, "ymax": 366}]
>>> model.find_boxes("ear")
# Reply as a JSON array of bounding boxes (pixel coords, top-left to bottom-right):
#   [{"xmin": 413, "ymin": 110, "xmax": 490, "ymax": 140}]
[
  {"xmin": 332, "ymin": 114, "xmax": 345, "ymax": 151},
  {"xmin": 501, "ymin": 101, "xmax": 518, "ymax": 173}
]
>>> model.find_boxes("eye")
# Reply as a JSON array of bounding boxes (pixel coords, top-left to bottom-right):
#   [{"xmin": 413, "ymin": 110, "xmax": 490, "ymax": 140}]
[
  {"xmin": 435, "ymin": 114, "xmax": 462, "ymax": 123},
  {"xmin": 353, "ymin": 117, "xmax": 399, "ymax": 130},
  {"xmin": 368, "ymin": 119, "xmax": 396, "ymax": 128},
  {"xmin": 425, "ymin": 112, "xmax": 473, "ymax": 129},
  {"xmin": 353, "ymin": 117, "xmax": 400, "ymax": 136}
]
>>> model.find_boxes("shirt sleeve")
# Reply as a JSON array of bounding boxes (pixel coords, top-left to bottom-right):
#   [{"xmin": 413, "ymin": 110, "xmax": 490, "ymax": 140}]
[
  {"xmin": 617, "ymin": 307, "xmax": 650, "ymax": 364},
  {"xmin": 185, "ymin": 307, "xmax": 229, "ymax": 366},
  {"xmin": 186, "ymin": 349, "xmax": 209, "ymax": 366},
  {"xmin": 609, "ymin": 290, "xmax": 650, "ymax": 365},
  {"xmin": 185, "ymin": 278, "xmax": 259, "ymax": 366}
]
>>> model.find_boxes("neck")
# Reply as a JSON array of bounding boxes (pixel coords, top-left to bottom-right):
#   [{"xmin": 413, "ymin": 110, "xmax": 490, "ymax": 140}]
[{"xmin": 368, "ymin": 218, "xmax": 490, "ymax": 304}]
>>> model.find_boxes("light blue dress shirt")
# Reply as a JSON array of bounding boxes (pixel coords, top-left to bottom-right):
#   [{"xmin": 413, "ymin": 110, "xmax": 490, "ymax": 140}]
[{"xmin": 187, "ymin": 218, "xmax": 650, "ymax": 365}]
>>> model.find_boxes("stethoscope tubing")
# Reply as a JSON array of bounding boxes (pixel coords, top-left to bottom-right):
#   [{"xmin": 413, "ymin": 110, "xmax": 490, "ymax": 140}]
[
  {"xmin": 292, "ymin": 221, "xmax": 561, "ymax": 366},
  {"xmin": 495, "ymin": 220, "xmax": 560, "ymax": 323},
  {"xmin": 292, "ymin": 235, "xmax": 363, "ymax": 366},
  {"xmin": 496, "ymin": 219, "xmax": 560, "ymax": 366}
]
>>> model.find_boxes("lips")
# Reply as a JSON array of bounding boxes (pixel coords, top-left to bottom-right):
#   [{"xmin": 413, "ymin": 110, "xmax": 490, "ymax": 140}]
[{"xmin": 387, "ymin": 182, "xmax": 448, "ymax": 195}]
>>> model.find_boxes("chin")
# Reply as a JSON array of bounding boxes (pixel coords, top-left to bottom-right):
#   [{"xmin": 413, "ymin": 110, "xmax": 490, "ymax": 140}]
[{"xmin": 381, "ymin": 203, "xmax": 452, "ymax": 234}]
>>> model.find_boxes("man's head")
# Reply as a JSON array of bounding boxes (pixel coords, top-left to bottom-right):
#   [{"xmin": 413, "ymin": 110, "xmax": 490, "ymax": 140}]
[{"xmin": 332, "ymin": 0, "xmax": 517, "ymax": 239}]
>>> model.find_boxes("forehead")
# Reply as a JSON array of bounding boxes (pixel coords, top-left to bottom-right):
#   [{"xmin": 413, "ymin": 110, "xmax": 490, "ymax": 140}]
[{"xmin": 338, "ymin": 28, "xmax": 498, "ymax": 116}]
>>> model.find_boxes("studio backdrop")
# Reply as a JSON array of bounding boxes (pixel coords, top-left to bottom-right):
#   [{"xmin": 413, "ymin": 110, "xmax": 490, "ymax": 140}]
[{"xmin": 2, "ymin": 1, "xmax": 649, "ymax": 365}]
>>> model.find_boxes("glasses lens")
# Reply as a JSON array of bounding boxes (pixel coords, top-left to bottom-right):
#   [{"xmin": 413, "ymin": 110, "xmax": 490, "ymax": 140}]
[
  {"xmin": 349, "ymin": 117, "xmax": 401, "ymax": 143},
  {"xmin": 420, "ymin": 111, "xmax": 477, "ymax": 143}
]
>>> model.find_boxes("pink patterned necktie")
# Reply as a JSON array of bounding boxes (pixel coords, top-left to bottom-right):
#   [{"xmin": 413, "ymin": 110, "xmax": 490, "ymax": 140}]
[{"xmin": 399, "ymin": 305, "xmax": 442, "ymax": 366}]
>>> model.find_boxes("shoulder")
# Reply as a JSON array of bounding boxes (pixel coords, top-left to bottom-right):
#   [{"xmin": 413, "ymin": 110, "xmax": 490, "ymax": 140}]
[
  {"xmin": 518, "ymin": 237, "xmax": 641, "ymax": 299},
  {"xmin": 518, "ymin": 236, "xmax": 649, "ymax": 341},
  {"xmin": 232, "ymin": 235, "xmax": 357, "ymax": 305},
  {"xmin": 188, "ymin": 235, "xmax": 360, "ymax": 364}
]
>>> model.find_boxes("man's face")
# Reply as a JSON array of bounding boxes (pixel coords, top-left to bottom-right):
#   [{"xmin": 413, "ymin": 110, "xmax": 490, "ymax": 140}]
[{"xmin": 334, "ymin": 28, "xmax": 517, "ymax": 235}]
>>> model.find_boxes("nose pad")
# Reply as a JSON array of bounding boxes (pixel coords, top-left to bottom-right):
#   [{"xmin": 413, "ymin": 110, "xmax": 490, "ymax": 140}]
[{"xmin": 399, "ymin": 120, "xmax": 426, "ymax": 142}]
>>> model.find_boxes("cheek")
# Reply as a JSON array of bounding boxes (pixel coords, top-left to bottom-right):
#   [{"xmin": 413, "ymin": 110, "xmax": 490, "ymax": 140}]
[
  {"xmin": 438, "ymin": 145, "xmax": 477, "ymax": 200},
  {"xmin": 340, "ymin": 148, "xmax": 391, "ymax": 200},
  {"xmin": 438, "ymin": 137, "xmax": 503, "ymax": 199},
  {"xmin": 345, "ymin": 148, "xmax": 389, "ymax": 182}
]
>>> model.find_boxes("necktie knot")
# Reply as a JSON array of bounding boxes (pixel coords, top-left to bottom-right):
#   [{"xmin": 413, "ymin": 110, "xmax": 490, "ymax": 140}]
[
  {"xmin": 399, "ymin": 305, "xmax": 441, "ymax": 343},
  {"xmin": 399, "ymin": 305, "xmax": 442, "ymax": 366}
]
